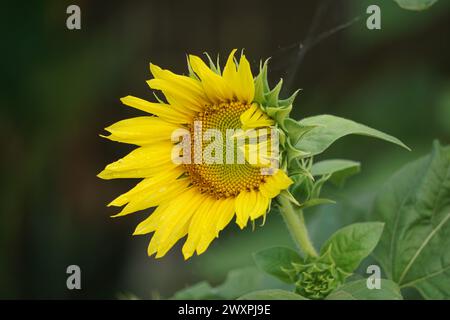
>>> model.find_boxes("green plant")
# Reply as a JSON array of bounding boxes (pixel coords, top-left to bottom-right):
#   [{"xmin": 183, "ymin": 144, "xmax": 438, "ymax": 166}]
[{"xmin": 170, "ymin": 141, "xmax": 449, "ymax": 300}]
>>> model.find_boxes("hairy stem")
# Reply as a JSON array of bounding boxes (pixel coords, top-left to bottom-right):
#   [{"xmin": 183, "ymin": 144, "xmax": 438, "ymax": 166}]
[{"xmin": 279, "ymin": 196, "xmax": 318, "ymax": 257}]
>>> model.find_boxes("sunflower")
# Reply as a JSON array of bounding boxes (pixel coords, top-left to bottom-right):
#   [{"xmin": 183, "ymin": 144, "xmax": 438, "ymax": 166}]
[{"xmin": 98, "ymin": 49, "xmax": 295, "ymax": 259}]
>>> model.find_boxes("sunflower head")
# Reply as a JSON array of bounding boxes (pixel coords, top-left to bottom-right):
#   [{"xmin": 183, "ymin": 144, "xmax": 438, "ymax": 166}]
[{"xmin": 98, "ymin": 49, "xmax": 299, "ymax": 259}]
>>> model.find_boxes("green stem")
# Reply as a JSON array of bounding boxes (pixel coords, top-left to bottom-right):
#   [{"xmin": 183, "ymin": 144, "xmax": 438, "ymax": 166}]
[{"xmin": 279, "ymin": 196, "xmax": 318, "ymax": 257}]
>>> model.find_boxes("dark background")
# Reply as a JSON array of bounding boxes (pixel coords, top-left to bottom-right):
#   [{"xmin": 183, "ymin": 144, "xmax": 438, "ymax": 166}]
[{"xmin": 1, "ymin": 0, "xmax": 449, "ymax": 298}]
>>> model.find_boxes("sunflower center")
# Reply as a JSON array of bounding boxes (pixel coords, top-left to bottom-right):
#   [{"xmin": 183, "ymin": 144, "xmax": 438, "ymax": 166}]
[{"xmin": 183, "ymin": 102, "xmax": 267, "ymax": 198}]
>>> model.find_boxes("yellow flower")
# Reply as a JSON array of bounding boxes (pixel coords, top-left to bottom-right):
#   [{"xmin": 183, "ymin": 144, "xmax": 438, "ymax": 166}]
[{"xmin": 98, "ymin": 49, "xmax": 293, "ymax": 259}]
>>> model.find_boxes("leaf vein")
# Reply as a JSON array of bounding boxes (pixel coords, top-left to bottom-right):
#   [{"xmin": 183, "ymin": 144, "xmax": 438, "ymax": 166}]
[
  {"xmin": 400, "ymin": 264, "xmax": 450, "ymax": 288},
  {"xmin": 398, "ymin": 212, "xmax": 450, "ymax": 284}
]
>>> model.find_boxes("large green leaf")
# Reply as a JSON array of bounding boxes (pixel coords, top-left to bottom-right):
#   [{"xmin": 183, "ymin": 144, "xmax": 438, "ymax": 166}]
[
  {"xmin": 372, "ymin": 142, "xmax": 450, "ymax": 299},
  {"xmin": 239, "ymin": 289, "xmax": 307, "ymax": 300},
  {"xmin": 253, "ymin": 247, "xmax": 302, "ymax": 283},
  {"xmin": 171, "ymin": 281, "xmax": 219, "ymax": 300},
  {"xmin": 326, "ymin": 279, "xmax": 403, "ymax": 300},
  {"xmin": 295, "ymin": 115, "xmax": 410, "ymax": 156},
  {"xmin": 215, "ymin": 267, "xmax": 268, "ymax": 299},
  {"xmin": 394, "ymin": 0, "xmax": 438, "ymax": 11},
  {"xmin": 311, "ymin": 159, "xmax": 361, "ymax": 187},
  {"xmin": 171, "ymin": 267, "xmax": 269, "ymax": 300},
  {"xmin": 320, "ymin": 222, "xmax": 385, "ymax": 273}
]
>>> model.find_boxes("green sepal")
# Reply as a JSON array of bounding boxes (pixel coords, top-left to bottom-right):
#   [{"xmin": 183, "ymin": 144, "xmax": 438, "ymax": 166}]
[
  {"xmin": 253, "ymin": 59, "xmax": 270, "ymax": 105},
  {"xmin": 265, "ymin": 79, "xmax": 283, "ymax": 107},
  {"xmin": 285, "ymin": 136, "xmax": 310, "ymax": 165},
  {"xmin": 279, "ymin": 89, "xmax": 301, "ymax": 107},
  {"xmin": 288, "ymin": 166, "xmax": 314, "ymax": 184},
  {"xmin": 186, "ymin": 55, "xmax": 199, "ymax": 80},
  {"xmin": 203, "ymin": 52, "xmax": 221, "ymax": 75},
  {"xmin": 265, "ymin": 104, "xmax": 293, "ymax": 128},
  {"xmin": 278, "ymin": 189, "xmax": 301, "ymax": 207},
  {"xmin": 283, "ymin": 118, "xmax": 317, "ymax": 145}
]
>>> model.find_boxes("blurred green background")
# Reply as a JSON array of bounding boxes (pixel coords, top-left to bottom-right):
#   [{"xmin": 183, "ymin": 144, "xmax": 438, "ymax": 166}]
[{"xmin": 1, "ymin": 0, "xmax": 449, "ymax": 299}]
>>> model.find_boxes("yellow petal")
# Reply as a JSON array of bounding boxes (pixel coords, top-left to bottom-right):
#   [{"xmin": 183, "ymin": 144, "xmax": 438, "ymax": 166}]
[
  {"xmin": 182, "ymin": 196, "xmax": 216, "ymax": 259},
  {"xmin": 155, "ymin": 223, "xmax": 189, "ymax": 258},
  {"xmin": 222, "ymin": 49, "xmax": 239, "ymax": 98},
  {"xmin": 147, "ymin": 79, "xmax": 203, "ymax": 114},
  {"xmin": 150, "ymin": 64, "xmax": 208, "ymax": 102},
  {"xmin": 223, "ymin": 50, "xmax": 255, "ymax": 103},
  {"xmin": 196, "ymin": 198, "xmax": 236, "ymax": 255},
  {"xmin": 114, "ymin": 178, "xmax": 190, "ymax": 217},
  {"xmin": 120, "ymin": 95, "xmax": 191, "ymax": 124},
  {"xmin": 240, "ymin": 136, "xmax": 277, "ymax": 168},
  {"xmin": 97, "ymin": 143, "xmax": 175, "ymax": 179},
  {"xmin": 236, "ymin": 54, "xmax": 255, "ymax": 103},
  {"xmin": 272, "ymin": 170, "xmax": 294, "ymax": 190},
  {"xmin": 240, "ymin": 104, "xmax": 257, "ymax": 124},
  {"xmin": 146, "ymin": 203, "xmax": 171, "ymax": 256},
  {"xmin": 133, "ymin": 203, "xmax": 168, "ymax": 235},
  {"xmin": 215, "ymin": 197, "xmax": 236, "ymax": 233},
  {"xmin": 259, "ymin": 180, "xmax": 280, "ymax": 199},
  {"xmin": 249, "ymin": 192, "xmax": 270, "ymax": 220},
  {"xmin": 161, "ymin": 92, "xmax": 199, "ymax": 117},
  {"xmin": 235, "ymin": 190, "xmax": 257, "ymax": 229},
  {"xmin": 240, "ymin": 103, "xmax": 274, "ymax": 130},
  {"xmin": 102, "ymin": 117, "xmax": 180, "ymax": 146},
  {"xmin": 259, "ymin": 170, "xmax": 293, "ymax": 199},
  {"xmin": 149, "ymin": 63, "xmax": 209, "ymax": 112},
  {"xmin": 189, "ymin": 54, "xmax": 233, "ymax": 103},
  {"xmin": 108, "ymin": 166, "xmax": 185, "ymax": 207},
  {"xmin": 150, "ymin": 188, "xmax": 205, "ymax": 257},
  {"xmin": 222, "ymin": 49, "xmax": 238, "ymax": 82}
]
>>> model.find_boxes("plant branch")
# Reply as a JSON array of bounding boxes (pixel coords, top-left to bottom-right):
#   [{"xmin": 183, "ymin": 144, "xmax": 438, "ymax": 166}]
[
  {"xmin": 284, "ymin": 0, "xmax": 329, "ymax": 92},
  {"xmin": 281, "ymin": 0, "xmax": 361, "ymax": 93},
  {"xmin": 278, "ymin": 195, "xmax": 318, "ymax": 257}
]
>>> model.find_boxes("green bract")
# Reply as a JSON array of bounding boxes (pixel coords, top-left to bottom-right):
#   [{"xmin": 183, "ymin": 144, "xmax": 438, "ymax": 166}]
[
  {"xmin": 250, "ymin": 60, "xmax": 410, "ymax": 210},
  {"xmin": 250, "ymin": 222, "xmax": 384, "ymax": 299},
  {"xmin": 288, "ymin": 249, "xmax": 348, "ymax": 299}
]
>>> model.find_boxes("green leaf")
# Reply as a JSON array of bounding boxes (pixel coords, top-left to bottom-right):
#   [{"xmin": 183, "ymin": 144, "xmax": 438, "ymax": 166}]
[
  {"xmin": 311, "ymin": 159, "xmax": 361, "ymax": 187},
  {"xmin": 215, "ymin": 267, "xmax": 268, "ymax": 299},
  {"xmin": 171, "ymin": 281, "xmax": 218, "ymax": 300},
  {"xmin": 253, "ymin": 247, "xmax": 302, "ymax": 283},
  {"xmin": 239, "ymin": 289, "xmax": 307, "ymax": 300},
  {"xmin": 394, "ymin": 0, "xmax": 438, "ymax": 11},
  {"xmin": 295, "ymin": 115, "xmax": 410, "ymax": 156},
  {"xmin": 321, "ymin": 222, "xmax": 385, "ymax": 273},
  {"xmin": 327, "ymin": 279, "xmax": 403, "ymax": 300},
  {"xmin": 372, "ymin": 142, "xmax": 450, "ymax": 299},
  {"xmin": 299, "ymin": 198, "xmax": 336, "ymax": 210},
  {"xmin": 170, "ymin": 267, "xmax": 268, "ymax": 300},
  {"xmin": 117, "ymin": 292, "xmax": 140, "ymax": 300}
]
